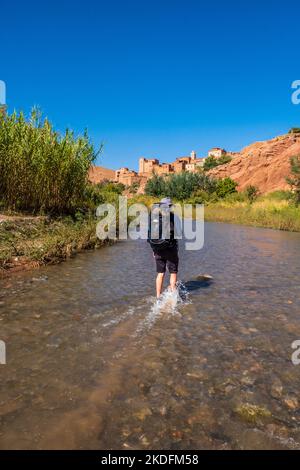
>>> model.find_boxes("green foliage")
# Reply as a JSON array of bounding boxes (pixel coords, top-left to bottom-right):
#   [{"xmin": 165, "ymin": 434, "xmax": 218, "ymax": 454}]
[
  {"xmin": 145, "ymin": 172, "xmax": 218, "ymax": 201},
  {"xmin": 218, "ymin": 154, "xmax": 232, "ymax": 165},
  {"xmin": 0, "ymin": 215, "xmax": 106, "ymax": 270},
  {"xmin": 129, "ymin": 181, "xmax": 140, "ymax": 194},
  {"xmin": 286, "ymin": 154, "xmax": 300, "ymax": 205},
  {"xmin": 165, "ymin": 173, "xmax": 217, "ymax": 200},
  {"xmin": 83, "ymin": 184, "xmax": 105, "ymax": 209},
  {"xmin": 97, "ymin": 181, "xmax": 125, "ymax": 194},
  {"xmin": 83, "ymin": 181, "xmax": 125, "ymax": 208},
  {"xmin": 203, "ymin": 154, "xmax": 232, "ymax": 171},
  {"xmin": 0, "ymin": 109, "xmax": 100, "ymax": 214},
  {"xmin": 288, "ymin": 128, "xmax": 300, "ymax": 134},
  {"xmin": 145, "ymin": 174, "xmax": 166, "ymax": 197},
  {"xmin": 266, "ymin": 190, "xmax": 294, "ymax": 201},
  {"xmin": 224, "ymin": 191, "xmax": 248, "ymax": 203},
  {"xmin": 216, "ymin": 177, "xmax": 238, "ymax": 198},
  {"xmin": 203, "ymin": 155, "xmax": 219, "ymax": 171},
  {"xmin": 188, "ymin": 189, "xmax": 211, "ymax": 204},
  {"xmin": 145, "ymin": 171, "xmax": 239, "ymax": 202},
  {"xmin": 245, "ymin": 185, "xmax": 259, "ymax": 203}
]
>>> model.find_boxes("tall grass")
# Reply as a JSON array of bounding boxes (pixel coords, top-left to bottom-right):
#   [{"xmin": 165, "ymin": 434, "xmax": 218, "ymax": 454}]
[
  {"xmin": 0, "ymin": 109, "xmax": 99, "ymax": 213},
  {"xmin": 204, "ymin": 196, "xmax": 300, "ymax": 231}
]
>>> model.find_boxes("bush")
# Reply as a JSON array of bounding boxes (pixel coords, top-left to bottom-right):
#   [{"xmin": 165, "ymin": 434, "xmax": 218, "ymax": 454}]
[
  {"xmin": 216, "ymin": 177, "xmax": 238, "ymax": 198},
  {"xmin": 166, "ymin": 173, "xmax": 217, "ymax": 200},
  {"xmin": 83, "ymin": 184, "xmax": 105, "ymax": 209},
  {"xmin": 218, "ymin": 154, "xmax": 232, "ymax": 165},
  {"xmin": 145, "ymin": 171, "xmax": 218, "ymax": 201},
  {"xmin": 288, "ymin": 128, "xmax": 300, "ymax": 134},
  {"xmin": 97, "ymin": 181, "xmax": 125, "ymax": 194},
  {"xmin": 246, "ymin": 185, "xmax": 259, "ymax": 203},
  {"xmin": 203, "ymin": 156, "xmax": 219, "ymax": 171},
  {"xmin": 188, "ymin": 189, "xmax": 210, "ymax": 204},
  {"xmin": 129, "ymin": 181, "xmax": 140, "ymax": 194},
  {"xmin": 145, "ymin": 174, "xmax": 166, "ymax": 197},
  {"xmin": 286, "ymin": 154, "xmax": 300, "ymax": 205}
]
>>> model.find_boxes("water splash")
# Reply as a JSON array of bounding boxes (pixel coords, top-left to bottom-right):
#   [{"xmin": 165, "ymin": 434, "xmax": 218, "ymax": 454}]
[
  {"xmin": 102, "ymin": 306, "xmax": 138, "ymax": 328},
  {"xmin": 135, "ymin": 281, "xmax": 191, "ymax": 333}
]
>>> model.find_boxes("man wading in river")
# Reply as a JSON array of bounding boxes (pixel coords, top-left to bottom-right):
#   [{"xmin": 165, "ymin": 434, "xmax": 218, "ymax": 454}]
[{"xmin": 148, "ymin": 197, "xmax": 181, "ymax": 299}]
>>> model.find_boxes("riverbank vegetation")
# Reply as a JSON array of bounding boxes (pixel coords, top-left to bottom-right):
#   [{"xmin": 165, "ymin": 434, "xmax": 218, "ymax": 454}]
[
  {"xmin": 0, "ymin": 216, "xmax": 113, "ymax": 275},
  {"xmin": 131, "ymin": 190, "xmax": 300, "ymax": 232},
  {"xmin": 143, "ymin": 169, "xmax": 300, "ymax": 232},
  {"xmin": 0, "ymin": 109, "xmax": 100, "ymax": 214},
  {"xmin": 204, "ymin": 192, "xmax": 300, "ymax": 231},
  {"xmin": 0, "ymin": 110, "xmax": 112, "ymax": 275}
]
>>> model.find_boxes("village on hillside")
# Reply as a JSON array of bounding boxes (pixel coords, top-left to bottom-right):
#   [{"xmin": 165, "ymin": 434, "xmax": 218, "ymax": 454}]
[
  {"xmin": 116, "ymin": 147, "xmax": 235, "ymax": 186},
  {"xmin": 89, "ymin": 147, "xmax": 236, "ymax": 186}
]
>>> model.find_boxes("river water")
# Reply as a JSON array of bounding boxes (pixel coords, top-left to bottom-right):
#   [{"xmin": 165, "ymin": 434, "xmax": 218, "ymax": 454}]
[{"xmin": 0, "ymin": 222, "xmax": 300, "ymax": 450}]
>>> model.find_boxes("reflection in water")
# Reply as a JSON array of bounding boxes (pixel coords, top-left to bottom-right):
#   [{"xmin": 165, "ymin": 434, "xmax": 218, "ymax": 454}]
[{"xmin": 0, "ymin": 222, "xmax": 300, "ymax": 449}]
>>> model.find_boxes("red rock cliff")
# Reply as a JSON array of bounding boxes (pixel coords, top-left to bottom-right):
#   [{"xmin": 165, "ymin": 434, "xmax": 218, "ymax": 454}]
[{"xmin": 209, "ymin": 133, "xmax": 300, "ymax": 193}]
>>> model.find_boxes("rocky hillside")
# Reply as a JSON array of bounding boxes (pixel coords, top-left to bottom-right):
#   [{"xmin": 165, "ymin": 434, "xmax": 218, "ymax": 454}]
[
  {"xmin": 88, "ymin": 165, "xmax": 115, "ymax": 184},
  {"xmin": 209, "ymin": 133, "xmax": 300, "ymax": 193}
]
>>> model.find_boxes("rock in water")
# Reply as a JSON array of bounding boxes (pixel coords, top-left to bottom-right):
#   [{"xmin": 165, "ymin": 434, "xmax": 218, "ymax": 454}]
[{"xmin": 195, "ymin": 274, "xmax": 213, "ymax": 282}]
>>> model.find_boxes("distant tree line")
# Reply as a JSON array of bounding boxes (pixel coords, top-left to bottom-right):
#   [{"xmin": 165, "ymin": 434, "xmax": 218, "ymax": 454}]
[{"xmin": 145, "ymin": 172, "xmax": 238, "ymax": 202}]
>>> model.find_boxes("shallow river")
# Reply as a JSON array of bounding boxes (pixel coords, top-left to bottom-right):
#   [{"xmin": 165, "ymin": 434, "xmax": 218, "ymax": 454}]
[{"xmin": 0, "ymin": 222, "xmax": 300, "ymax": 450}]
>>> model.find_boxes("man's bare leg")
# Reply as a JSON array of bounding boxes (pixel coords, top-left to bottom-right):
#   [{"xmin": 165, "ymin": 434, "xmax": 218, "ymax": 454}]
[
  {"xmin": 169, "ymin": 273, "xmax": 177, "ymax": 292},
  {"xmin": 156, "ymin": 273, "xmax": 165, "ymax": 298}
]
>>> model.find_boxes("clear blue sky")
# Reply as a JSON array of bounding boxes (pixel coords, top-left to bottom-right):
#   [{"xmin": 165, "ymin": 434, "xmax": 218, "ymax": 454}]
[{"xmin": 1, "ymin": 0, "xmax": 300, "ymax": 170}]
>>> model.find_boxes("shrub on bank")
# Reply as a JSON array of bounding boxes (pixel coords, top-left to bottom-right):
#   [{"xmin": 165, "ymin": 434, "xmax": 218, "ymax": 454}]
[
  {"xmin": 216, "ymin": 177, "xmax": 238, "ymax": 198},
  {"xmin": 286, "ymin": 154, "xmax": 300, "ymax": 205}
]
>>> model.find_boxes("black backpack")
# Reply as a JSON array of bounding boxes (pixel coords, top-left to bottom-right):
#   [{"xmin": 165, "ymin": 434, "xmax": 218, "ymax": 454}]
[{"xmin": 147, "ymin": 203, "xmax": 176, "ymax": 252}]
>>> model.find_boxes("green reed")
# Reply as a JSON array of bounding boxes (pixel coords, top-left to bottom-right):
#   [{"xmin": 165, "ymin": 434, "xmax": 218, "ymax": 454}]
[{"xmin": 0, "ymin": 109, "xmax": 99, "ymax": 214}]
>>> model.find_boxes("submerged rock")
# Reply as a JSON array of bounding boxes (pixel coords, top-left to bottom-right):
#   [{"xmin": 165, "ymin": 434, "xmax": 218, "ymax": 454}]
[
  {"xmin": 270, "ymin": 380, "xmax": 283, "ymax": 399},
  {"xmin": 195, "ymin": 274, "xmax": 213, "ymax": 282},
  {"xmin": 134, "ymin": 407, "xmax": 152, "ymax": 421},
  {"xmin": 283, "ymin": 396, "xmax": 298, "ymax": 410},
  {"xmin": 0, "ymin": 399, "xmax": 23, "ymax": 417},
  {"xmin": 186, "ymin": 370, "xmax": 207, "ymax": 380},
  {"xmin": 187, "ymin": 405, "xmax": 216, "ymax": 427},
  {"xmin": 236, "ymin": 429, "xmax": 288, "ymax": 450}
]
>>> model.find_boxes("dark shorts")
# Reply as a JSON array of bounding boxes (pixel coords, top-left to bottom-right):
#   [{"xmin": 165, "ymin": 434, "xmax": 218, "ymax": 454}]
[{"xmin": 154, "ymin": 247, "xmax": 179, "ymax": 274}]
